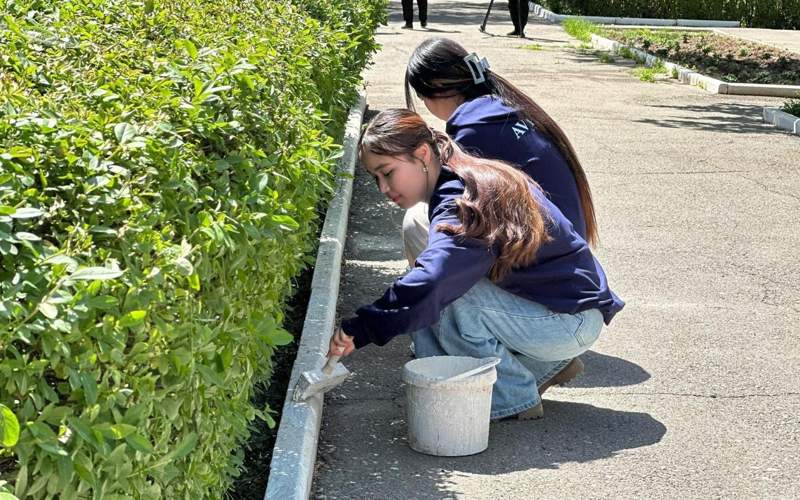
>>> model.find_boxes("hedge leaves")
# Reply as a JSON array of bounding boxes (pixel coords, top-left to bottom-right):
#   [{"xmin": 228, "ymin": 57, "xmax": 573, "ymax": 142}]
[{"xmin": 0, "ymin": 0, "xmax": 385, "ymax": 497}]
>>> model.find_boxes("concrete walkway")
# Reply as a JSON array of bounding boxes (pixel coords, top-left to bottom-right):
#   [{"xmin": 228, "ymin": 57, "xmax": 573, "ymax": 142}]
[
  {"xmin": 313, "ymin": 1, "xmax": 800, "ymax": 498},
  {"xmin": 716, "ymin": 28, "xmax": 800, "ymax": 55}
]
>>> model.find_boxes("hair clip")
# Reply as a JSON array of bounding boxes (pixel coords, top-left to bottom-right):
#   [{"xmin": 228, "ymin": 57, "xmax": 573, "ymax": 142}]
[{"xmin": 463, "ymin": 53, "xmax": 491, "ymax": 84}]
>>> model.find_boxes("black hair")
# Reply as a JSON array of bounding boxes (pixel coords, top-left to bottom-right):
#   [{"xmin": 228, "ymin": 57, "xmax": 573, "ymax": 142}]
[{"xmin": 405, "ymin": 37, "xmax": 599, "ymax": 246}]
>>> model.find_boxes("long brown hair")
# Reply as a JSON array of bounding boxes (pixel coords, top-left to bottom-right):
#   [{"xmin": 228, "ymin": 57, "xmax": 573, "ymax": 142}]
[
  {"xmin": 405, "ymin": 37, "xmax": 598, "ymax": 247},
  {"xmin": 360, "ymin": 109, "xmax": 550, "ymax": 281}
]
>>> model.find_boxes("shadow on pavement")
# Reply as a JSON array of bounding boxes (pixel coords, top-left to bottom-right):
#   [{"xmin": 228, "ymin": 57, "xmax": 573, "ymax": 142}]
[
  {"xmin": 569, "ymin": 350, "xmax": 651, "ymax": 388},
  {"xmin": 315, "ymin": 398, "xmax": 666, "ymax": 499},
  {"xmin": 635, "ymin": 102, "xmax": 774, "ymax": 135}
]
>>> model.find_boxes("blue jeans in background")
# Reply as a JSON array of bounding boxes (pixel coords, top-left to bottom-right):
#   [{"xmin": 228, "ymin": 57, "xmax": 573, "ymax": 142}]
[{"xmin": 410, "ymin": 279, "xmax": 604, "ymax": 419}]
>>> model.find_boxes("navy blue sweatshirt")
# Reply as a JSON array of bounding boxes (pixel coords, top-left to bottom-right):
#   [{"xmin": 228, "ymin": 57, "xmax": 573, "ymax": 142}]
[
  {"xmin": 341, "ymin": 167, "xmax": 624, "ymax": 349},
  {"xmin": 447, "ymin": 95, "xmax": 588, "ymax": 240}
]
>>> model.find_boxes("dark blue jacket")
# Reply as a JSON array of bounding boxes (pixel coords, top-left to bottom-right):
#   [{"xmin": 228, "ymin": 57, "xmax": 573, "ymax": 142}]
[
  {"xmin": 447, "ymin": 95, "xmax": 588, "ymax": 240},
  {"xmin": 341, "ymin": 168, "xmax": 624, "ymax": 349}
]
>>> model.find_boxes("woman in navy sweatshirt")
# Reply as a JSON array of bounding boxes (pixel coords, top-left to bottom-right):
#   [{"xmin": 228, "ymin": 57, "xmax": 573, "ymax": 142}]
[
  {"xmin": 329, "ymin": 109, "xmax": 624, "ymax": 420},
  {"xmin": 403, "ymin": 37, "xmax": 596, "ymax": 263}
]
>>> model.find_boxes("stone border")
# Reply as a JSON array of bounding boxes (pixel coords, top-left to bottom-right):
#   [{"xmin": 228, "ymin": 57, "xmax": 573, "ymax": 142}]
[
  {"xmin": 763, "ymin": 107, "xmax": 800, "ymax": 135},
  {"xmin": 264, "ymin": 91, "xmax": 366, "ymax": 500},
  {"xmin": 590, "ymin": 34, "xmax": 800, "ymax": 98},
  {"xmin": 530, "ymin": 2, "xmax": 740, "ymax": 28}
]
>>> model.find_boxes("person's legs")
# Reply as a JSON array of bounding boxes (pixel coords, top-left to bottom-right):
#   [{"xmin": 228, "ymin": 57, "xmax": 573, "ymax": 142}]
[
  {"xmin": 418, "ymin": 0, "xmax": 428, "ymax": 27},
  {"xmin": 402, "ymin": 202, "xmax": 429, "ymax": 265},
  {"xmin": 518, "ymin": 0, "xmax": 529, "ymax": 36},
  {"xmin": 432, "ymin": 279, "xmax": 603, "ymax": 419},
  {"xmin": 507, "ymin": 0, "xmax": 520, "ymax": 35},
  {"xmin": 401, "ymin": 0, "xmax": 413, "ymax": 27}
]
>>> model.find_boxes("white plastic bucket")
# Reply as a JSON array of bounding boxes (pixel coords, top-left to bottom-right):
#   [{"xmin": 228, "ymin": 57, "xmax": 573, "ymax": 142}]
[{"xmin": 402, "ymin": 356, "xmax": 499, "ymax": 456}]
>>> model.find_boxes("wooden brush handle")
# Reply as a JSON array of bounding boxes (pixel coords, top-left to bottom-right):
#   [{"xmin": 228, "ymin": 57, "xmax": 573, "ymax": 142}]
[{"xmin": 322, "ymin": 355, "xmax": 340, "ymax": 375}]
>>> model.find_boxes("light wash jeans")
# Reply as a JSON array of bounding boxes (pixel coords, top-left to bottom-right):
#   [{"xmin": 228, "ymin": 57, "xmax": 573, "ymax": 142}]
[{"xmin": 410, "ymin": 279, "xmax": 604, "ymax": 420}]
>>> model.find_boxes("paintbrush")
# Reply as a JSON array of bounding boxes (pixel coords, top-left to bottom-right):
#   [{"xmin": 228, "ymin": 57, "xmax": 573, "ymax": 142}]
[{"xmin": 292, "ymin": 355, "xmax": 350, "ymax": 402}]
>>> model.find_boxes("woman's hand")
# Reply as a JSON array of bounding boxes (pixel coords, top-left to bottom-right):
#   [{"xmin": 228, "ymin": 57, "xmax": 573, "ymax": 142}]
[{"xmin": 328, "ymin": 327, "xmax": 355, "ymax": 358}]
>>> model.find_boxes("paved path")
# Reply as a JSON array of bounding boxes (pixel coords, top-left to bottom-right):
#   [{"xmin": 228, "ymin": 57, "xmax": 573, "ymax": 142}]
[
  {"xmin": 313, "ymin": 1, "xmax": 800, "ymax": 498},
  {"xmin": 716, "ymin": 28, "xmax": 800, "ymax": 55}
]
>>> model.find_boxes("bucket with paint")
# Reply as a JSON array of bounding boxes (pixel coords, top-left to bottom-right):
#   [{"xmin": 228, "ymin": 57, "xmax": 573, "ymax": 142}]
[{"xmin": 402, "ymin": 356, "xmax": 499, "ymax": 456}]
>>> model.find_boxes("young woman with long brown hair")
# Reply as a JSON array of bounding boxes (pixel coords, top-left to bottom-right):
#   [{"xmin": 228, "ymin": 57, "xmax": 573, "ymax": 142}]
[
  {"xmin": 328, "ymin": 109, "xmax": 623, "ymax": 420},
  {"xmin": 402, "ymin": 37, "xmax": 598, "ymax": 266}
]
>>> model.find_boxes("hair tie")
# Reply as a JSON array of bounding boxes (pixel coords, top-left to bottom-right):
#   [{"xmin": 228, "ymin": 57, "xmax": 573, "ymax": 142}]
[{"xmin": 463, "ymin": 53, "xmax": 491, "ymax": 85}]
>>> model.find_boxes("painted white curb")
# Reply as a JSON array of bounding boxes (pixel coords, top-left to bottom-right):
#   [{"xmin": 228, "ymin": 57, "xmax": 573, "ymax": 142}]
[
  {"xmin": 530, "ymin": 2, "xmax": 740, "ymax": 28},
  {"xmin": 763, "ymin": 107, "xmax": 800, "ymax": 135},
  {"xmin": 264, "ymin": 90, "xmax": 366, "ymax": 500},
  {"xmin": 590, "ymin": 34, "xmax": 800, "ymax": 98}
]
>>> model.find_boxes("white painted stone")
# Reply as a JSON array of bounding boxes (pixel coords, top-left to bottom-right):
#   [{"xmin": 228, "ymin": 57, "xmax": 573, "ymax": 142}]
[
  {"xmin": 763, "ymin": 107, "xmax": 800, "ymax": 136},
  {"xmin": 265, "ymin": 91, "xmax": 367, "ymax": 500}
]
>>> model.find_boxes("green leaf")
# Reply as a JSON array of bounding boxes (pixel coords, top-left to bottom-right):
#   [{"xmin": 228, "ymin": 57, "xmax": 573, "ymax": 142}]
[
  {"xmin": 0, "ymin": 404, "xmax": 20, "ymax": 447},
  {"xmin": 0, "ymin": 492, "xmax": 20, "ymax": 500},
  {"xmin": 271, "ymin": 214, "xmax": 299, "ymax": 230},
  {"xmin": 166, "ymin": 432, "xmax": 197, "ymax": 461},
  {"xmin": 110, "ymin": 424, "xmax": 137, "ymax": 439},
  {"xmin": 69, "ymin": 267, "xmax": 124, "ymax": 281},
  {"xmin": 119, "ymin": 310, "xmax": 146, "ymax": 328},
  {"xmin": 174, "ymin": 257, "xmax": 193, "ymax": 276},
  {"xmin": 86, "ymin": 296, "xmax": 118, "ymax": 309},
  {"xmin": 15, "ymin": 232, "xmax": 41, "ymax": 241},
  {"xmin": 125, "ymin": 433, "xmax": 154, "ymax": 454},
  {"xmin": 196, "ymin": 365, "xmax": 224, "ymax": 386},
  {"xmin": 43, "ymin": 254, "xmax": 78, "ymax": 272},
  {"xmin": 80, "ymin": 373, "xmax": 98, "ymax": 405},
  {"xmin": 10, "ymin": 207, "xmax": 43, "ymax": 219},
  {"xmin": 267, "ymin": 329, "xmax": 294, "ymax": 346},
  {"xmin": 38, "ymin": 301, "xmax": 58, "ymax": 319},
  {"xmin": 113, "ymin": 123, "xmax": 136, "ymax": 145},
  {"xmin": 177, "ymin": 39, "xmax": 198, "ymax": 59}
]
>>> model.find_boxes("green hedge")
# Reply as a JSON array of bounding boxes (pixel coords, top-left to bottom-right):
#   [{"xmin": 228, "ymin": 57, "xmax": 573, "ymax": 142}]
[
  {"xmin": 540, "ymin": 0, "xmax": 800, "ymax": 29},
  {"xmin": 0, "ymin": 0, "xmax": 384, "ymax": 498}
]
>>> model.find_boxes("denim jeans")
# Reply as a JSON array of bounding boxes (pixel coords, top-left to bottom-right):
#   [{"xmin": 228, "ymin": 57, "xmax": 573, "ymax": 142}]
[{"xmin": 410, "ymin": 279, "xmax": 604, "ymax": 419}]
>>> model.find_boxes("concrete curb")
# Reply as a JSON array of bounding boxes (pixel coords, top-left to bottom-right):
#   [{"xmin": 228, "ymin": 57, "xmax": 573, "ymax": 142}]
[
  {"xmin": 763, "ymin": 107, "xmax": 800, "ymax": 135},
  {"xmin": 264, "ymin": 90, "xmax": 366, "ymax": 500},
  {"xmin": 530, "ymin": 2, "xmax": 740, "ymax": 28},
  {"xmin": 590, "ymin": 34, "xmax": 800, "ymax": 98}
]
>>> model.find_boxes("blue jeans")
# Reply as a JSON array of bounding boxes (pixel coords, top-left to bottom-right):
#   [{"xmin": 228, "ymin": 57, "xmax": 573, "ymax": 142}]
[{"xmin": 410, "ymin": 279, "xmax": 604, "ymax": 419}]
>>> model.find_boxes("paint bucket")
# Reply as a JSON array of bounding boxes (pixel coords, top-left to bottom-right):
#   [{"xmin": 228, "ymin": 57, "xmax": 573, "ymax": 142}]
[{"xmin": 402, "ymin": 356, "xmax": 499, "ymax": 456}]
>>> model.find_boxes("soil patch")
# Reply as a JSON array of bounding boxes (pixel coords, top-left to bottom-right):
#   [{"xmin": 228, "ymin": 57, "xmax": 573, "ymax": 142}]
[
  {"xmin": 227, "ymin": 266, "xmax": 313, "ymax": 499},
  {"xmin": 602, "ymin": 29, "xmax": 800, "ymax": 85}
]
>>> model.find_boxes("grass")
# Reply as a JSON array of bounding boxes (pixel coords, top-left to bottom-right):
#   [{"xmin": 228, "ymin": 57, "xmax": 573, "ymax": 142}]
[
  {"xmin": 522, "ymin": 43, "xmax": 543, "ymax": 51},
  {"xmin": 562, "ymin": 18, "xmax": 597, "ymax": 43},
  {"xmin": 598, "ymin": 52, "xmax": 615, "ymax": 64},
  {"xmin": 632, "ymin": 60, "xmax": 667, "ymax": 82}
]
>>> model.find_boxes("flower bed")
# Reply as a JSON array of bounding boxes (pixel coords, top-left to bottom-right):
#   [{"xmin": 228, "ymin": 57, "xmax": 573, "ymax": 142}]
[{"xmin": 602, "ymin": 29, "xmax": 800, "ymax": 85}]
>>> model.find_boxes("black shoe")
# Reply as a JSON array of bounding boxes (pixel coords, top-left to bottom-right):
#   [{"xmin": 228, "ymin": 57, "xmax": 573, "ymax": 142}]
[
  {"xmin": 507, "ymin": 29, "xmax": 520, "ymax": 36},
  {"xmin": 519, "ymin": 31, "xmax": 526, "ymax": 38},
  {"xmin": 402, "ymin": 23, "xmax": 413, "ymax": 29},
  {"xmin": 421, "ymin": 21, "xmax": 427, "ymax": 28}
]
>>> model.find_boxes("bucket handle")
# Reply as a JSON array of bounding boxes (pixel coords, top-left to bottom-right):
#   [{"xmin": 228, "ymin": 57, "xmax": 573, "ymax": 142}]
[{"xmin": 434, "ymin": 357, "xmax": 501, "ymax": 385}]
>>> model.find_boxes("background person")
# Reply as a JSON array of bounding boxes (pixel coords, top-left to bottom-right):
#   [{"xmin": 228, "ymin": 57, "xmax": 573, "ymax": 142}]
[
  {"xmin": 402, "ymin": 0, "xmax": 427, "ymax": 29},
  {"xmin": 508, "ymin": 0, "xmax": 529, "ymax": 37}
]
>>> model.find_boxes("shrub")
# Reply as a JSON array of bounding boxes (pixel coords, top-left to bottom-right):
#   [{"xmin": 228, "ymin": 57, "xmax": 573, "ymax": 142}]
[
  {"xmin": 0, "ymin": 0, "xmax": 384, "ymax": 498},
  {"xmin": 540, "ymin": 0, "xmax": 800, "ymax": 29},
  {"xmin": 783, "ymin": 95, "xmax": 800, "ymax": 117}
]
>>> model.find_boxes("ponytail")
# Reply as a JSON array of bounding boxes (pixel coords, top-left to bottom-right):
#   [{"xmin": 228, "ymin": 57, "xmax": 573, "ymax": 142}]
[{"xmin": 406, "ymin": 37, "xmax": 599, "ymax": 246}]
